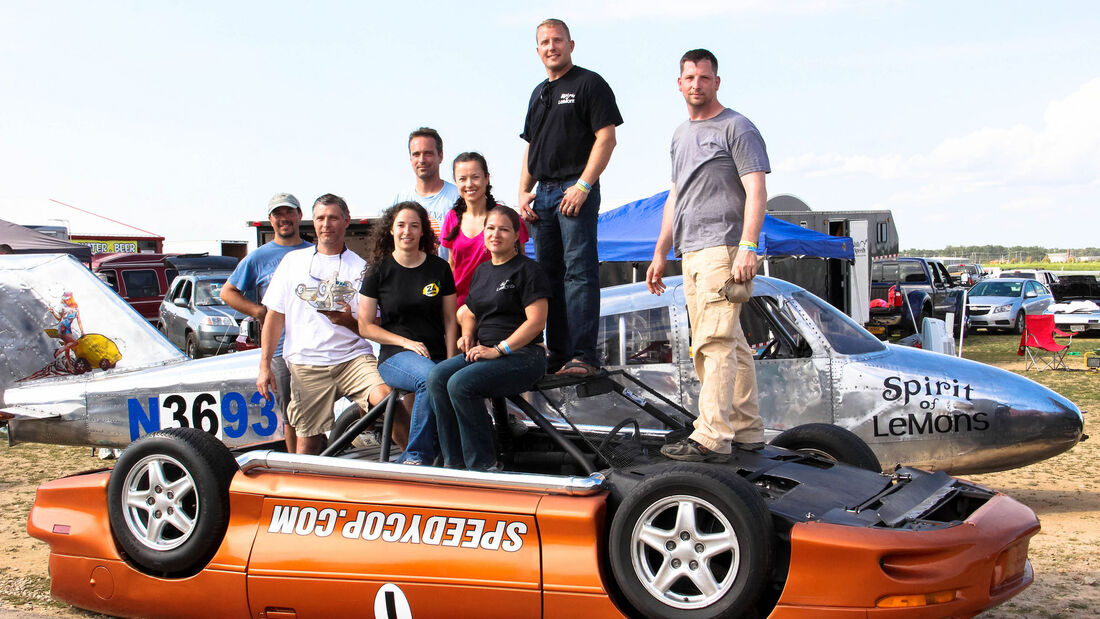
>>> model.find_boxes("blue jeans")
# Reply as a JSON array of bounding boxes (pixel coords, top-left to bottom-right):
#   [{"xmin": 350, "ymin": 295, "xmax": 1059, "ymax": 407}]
[
  {"xmin": 378, "ymin": 351, "xmax": 438, "ymax": 464},
  {"xmin": 532, "ymin": 178, "xmax": 601, "ymax": 370},
  {"xmin": 428, "ymin": 346, "xmax": 547, "ymax": 470}
]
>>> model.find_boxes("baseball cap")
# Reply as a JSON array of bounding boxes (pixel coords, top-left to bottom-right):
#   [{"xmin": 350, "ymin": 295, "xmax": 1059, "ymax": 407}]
[{"xmin": 267, "ymin": 193, "xmax": 301, "ymax": 215}]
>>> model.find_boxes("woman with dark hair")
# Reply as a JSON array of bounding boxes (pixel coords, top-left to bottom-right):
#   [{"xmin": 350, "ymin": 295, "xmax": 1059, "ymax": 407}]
[
  {"xmin": 428, "ymin": 206, "xmax": 550, "ymax": 471},
  {"xmin": 441, "ymin": 152, "xmax": 529, "ymax": 306},
  {"xmin": 359, "ymin": 201, "xmax": 458, "ymax": 465}
]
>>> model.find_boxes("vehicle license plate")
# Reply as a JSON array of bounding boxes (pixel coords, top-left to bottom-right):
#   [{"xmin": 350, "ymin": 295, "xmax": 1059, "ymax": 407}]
[
  {"xmin": 867, "ymin": 326, "xmax": 885, "ymax": 335},
  {"xmin": 1071, "ymin": 325, "xmax": 1086, "ymax": 332}
]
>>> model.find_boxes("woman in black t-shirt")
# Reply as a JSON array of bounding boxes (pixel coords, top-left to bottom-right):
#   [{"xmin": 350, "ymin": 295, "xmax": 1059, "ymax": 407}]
[
  {"xmin": 359, "ymin": 202, "xmax": 458, "ymax": 465},
  {"xmin": 427, "ymin": 206, "xmax": 550, "ymax": 471}
]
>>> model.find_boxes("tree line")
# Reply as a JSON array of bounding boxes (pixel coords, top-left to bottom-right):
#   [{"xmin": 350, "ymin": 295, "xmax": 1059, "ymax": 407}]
[{"xmin": 900, "ymin": 246, "xmax": 1100, "ymax": 264}]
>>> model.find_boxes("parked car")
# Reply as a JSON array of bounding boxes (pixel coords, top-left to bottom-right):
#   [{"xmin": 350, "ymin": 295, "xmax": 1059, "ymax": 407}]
[
  {"xmin": 966, "ymin": 278, "xmax": 1055, "ymax": 333},
  {"xmin": 159, "ymin": 271, "xmax": 247, "ymax": 358},
  {"xmin": 1047, "ymin": 274, "xmax": 1100, "ymax": 334},
  {"xmin": 29, "ymin": 410, "xmax": 1039, "ymax": 618},
  {"xmin": 999, "ymin": 269, "xmax": 1059, "ymax": 288},
  {"xmin": 948, "ymin": 263, "xmax": 986, "ymax": 287},
  {"xmin": 91, "ymin": 253, "xmax": 180, "ymax": 324},
  {"xmin": 867, "ymin": 257, "xmax": 965, "ymax": 336}
]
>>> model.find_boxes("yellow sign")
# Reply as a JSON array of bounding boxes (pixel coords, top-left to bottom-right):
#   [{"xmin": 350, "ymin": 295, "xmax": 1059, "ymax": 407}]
[{"xmin": 73, "ymin": 240, "xmax": 139, "ymax": 254}]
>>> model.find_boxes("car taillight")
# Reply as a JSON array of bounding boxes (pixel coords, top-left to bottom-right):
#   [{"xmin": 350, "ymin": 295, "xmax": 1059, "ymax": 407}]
[{"xmin": 888, "ymin": 285, "xmax": 904, "ymax": 307}]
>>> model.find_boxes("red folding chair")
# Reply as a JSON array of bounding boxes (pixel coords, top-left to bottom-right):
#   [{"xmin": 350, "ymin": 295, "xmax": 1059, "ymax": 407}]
[{"xmin": 1017, "ymin": 314, "xmax": 1074, "ymax": 370}]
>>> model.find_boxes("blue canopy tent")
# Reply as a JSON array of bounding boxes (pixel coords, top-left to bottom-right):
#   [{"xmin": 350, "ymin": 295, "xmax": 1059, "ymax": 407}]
[{"xmin": 524, "ymin": 191, "xmax": 855, "ymax": 261}]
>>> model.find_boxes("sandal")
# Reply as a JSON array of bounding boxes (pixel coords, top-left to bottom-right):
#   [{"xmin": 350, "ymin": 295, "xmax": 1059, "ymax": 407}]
[{"xmin": 555, "ymin": 359, "xmax": 600, "ymax": 377}]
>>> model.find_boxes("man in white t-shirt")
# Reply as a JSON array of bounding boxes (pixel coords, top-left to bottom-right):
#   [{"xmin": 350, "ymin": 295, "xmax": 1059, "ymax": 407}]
[
  {"xmin": 392, "ymin": 127, "xmax": 459, "ymax": 258},
  {"xmin": 259, "ymin": 193, "xmax": 390, "ymax": 455}
]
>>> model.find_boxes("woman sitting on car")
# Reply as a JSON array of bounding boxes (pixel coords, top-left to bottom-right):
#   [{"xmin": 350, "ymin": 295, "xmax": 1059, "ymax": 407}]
[
  {"xmin": 427, "ymin": 206, "xmax": 549, "ymax": 471},
  {"xmin": 359, "ymin": 202, "xmax": 458, "ymax": 465}
]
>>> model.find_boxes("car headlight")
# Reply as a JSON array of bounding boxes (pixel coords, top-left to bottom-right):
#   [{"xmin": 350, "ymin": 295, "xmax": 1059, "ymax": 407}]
[
  {"xmin": 994, "ymin": 304, "xmax": 1013, "ymax": 313},
  {"xmin": 201, "ymin": 316, "xmax": 237, "ymax": 327}
]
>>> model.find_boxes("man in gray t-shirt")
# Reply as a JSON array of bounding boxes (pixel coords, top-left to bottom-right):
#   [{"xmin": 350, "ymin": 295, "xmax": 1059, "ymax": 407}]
[{"xmin": 647, "ymin": 48, "xmax": 770, "ymax": 462}]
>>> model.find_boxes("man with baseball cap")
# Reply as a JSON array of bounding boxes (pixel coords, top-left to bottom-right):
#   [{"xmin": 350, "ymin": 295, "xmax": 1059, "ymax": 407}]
[{"xmin": 221, "ymin": 192, "xmax": 313, "ymax": 451}]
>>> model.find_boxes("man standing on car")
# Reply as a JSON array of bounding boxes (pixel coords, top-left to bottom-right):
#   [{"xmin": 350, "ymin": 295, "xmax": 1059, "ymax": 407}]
[
  {"xmin": 222, "ymin": 193, "xmax": 313, "ymax": 452},
  {"xmin": 258, "ymin": 194, "xmax": 390, "ymax": 455},
  {"xmin": 393, "ymin": 127, "xmax": 460, "ymax": 258},
  {"xmin": 647, "ymin": 49, "xmax": 769, "ymax": 462},
  {"xmin": 518, "ymin": 18, "xmax": 622, "ymax": 376}
]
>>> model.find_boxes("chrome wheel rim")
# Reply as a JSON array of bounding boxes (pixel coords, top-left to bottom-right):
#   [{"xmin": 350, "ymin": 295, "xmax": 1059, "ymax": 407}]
[
  {"xmin": 121, "ymin": 454, "xmax": 199, "ymax": 551},
  {"xmin": 630, "ymin": 494, "xmax": 739, "ymax": 609}
]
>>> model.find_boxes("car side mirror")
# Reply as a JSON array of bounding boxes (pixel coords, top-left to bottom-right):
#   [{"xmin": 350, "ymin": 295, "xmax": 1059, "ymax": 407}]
[
  {"xmin": 173, "ymin": 298, "xmax": 188, "ymax": 307},
  {"xmin": 1024, "ymin": 291, "xmax": 1037, "ymax": 299}
]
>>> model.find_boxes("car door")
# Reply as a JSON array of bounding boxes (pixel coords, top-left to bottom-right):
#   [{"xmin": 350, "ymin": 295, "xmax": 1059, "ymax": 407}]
[
  {"xmin": 165, "ymin": 280, "xmax": 192, "ymax": 346},
  {"xmin": 244, "ymin": 477, "xmax": 545, "ymax": 618},
  {"xmin": 1024, "ymin": 281, "xmax": 1051, "ymax": 315}
]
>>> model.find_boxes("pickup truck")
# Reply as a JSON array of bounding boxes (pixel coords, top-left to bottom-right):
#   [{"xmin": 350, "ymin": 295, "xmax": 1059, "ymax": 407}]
[
  {"xmin": 1047, "ymin": 274, "xmax": 1100, "ymax": 334},
  {"xmin": 867, "ymin": 257, "xmax": 966, "ymax": 337}
]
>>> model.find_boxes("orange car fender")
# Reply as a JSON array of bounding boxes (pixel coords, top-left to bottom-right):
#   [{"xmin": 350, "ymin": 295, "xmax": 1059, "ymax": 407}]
[{"xmin": 536, "ymin": 492, "xmax": 628, "ymax": 618}]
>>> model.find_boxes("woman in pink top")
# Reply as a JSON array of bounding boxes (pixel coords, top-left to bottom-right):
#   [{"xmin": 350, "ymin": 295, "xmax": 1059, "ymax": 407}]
[{"xmin": 441, "ymin": 152, "xmax": 529, "ymax": 306}]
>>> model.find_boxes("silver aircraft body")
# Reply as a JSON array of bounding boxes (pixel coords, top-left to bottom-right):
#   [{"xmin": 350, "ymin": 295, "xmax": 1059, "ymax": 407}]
[{"xmin": 1, "ymin": 254, "xmax": 1085, "ymax": 474}]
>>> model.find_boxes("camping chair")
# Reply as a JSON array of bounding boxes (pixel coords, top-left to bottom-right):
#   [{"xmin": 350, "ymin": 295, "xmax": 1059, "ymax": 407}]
[{"xmin": 1017, "ymin": 314, "xmax": 1074, "ymax": 370}]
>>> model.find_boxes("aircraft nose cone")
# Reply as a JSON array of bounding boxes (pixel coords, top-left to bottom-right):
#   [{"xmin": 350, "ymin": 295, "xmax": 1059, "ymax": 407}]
[{"xmin": 979, "ymin": 382, "xmax": 1084, "ymax": 473}]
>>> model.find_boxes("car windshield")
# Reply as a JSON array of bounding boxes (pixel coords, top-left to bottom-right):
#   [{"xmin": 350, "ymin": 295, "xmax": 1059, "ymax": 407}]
[
  {"xmin": 195, "ymin": 280, "xmax": 227, "ymax": 306},
  {"xmin": 971, "ymin": 281, "xmax": 1022, "ymax": 297},
  {"xmin": 791, "ymin": 291, "xmax": 886, "ymax": 355}
]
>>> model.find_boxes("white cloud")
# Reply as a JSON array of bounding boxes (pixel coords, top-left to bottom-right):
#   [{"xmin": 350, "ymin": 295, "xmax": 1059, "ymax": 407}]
[
  {"xmin": 779, "ymin": 78, "xmax": 1100, "ymax": 247},
  {"xmin": 782, "ymin": 76, "xmax": 1100, "ymax": 188}
]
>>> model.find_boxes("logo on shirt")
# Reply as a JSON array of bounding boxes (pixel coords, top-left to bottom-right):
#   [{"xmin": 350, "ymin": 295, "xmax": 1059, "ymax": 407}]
[
  {"xmin": 558, "ymin": 93, "xmax": 575, "ymax": 105},
  {"xmin": 496, "ymin": 280, "xmax": 516, "ymax": 292},
  {"xmin": 422, "ymin": 283, "xmax": 440, "ymax": 297}
]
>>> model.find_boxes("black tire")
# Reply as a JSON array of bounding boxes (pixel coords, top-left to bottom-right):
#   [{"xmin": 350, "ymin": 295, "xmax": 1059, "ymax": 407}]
[
  {"xmin": 107, "ymin": 427, "xmax": 238, "ymax": 577},
  {"xmin": 770, "ymin": 423, "xmax": 881, "ymax": 472},
  {"xmin": 1014, "ymin": 310, "xmax": 1026, "ymax": 335},
  {"xmin": 609, "ymin": 464, "xmax": 773, "ymax": 619},
  {"xmin": 185, "ymin": 333, "xmax": 202, "ymax": 359}
]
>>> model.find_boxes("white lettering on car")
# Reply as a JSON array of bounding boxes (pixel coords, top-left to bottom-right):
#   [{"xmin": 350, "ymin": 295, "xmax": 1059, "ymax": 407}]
[{"xmin": 268, "ymin": 505, "xmax": 528, "ymax": 552}]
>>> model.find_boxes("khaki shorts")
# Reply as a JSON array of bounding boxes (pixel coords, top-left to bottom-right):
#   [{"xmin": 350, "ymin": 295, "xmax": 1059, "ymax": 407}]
[{"xmin": 286, "ymin": 355, "xmax": 387, "ymax": 437}]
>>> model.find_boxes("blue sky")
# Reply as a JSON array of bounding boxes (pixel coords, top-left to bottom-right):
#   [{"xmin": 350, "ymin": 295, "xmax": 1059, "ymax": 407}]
[{"xmin": 1, "ymin": 1, "xmax": 1097, "ymax": 249}]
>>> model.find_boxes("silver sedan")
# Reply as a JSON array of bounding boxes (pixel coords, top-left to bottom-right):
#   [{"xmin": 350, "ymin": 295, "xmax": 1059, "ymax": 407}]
[{"xmin": 966, "ymin": 278, "xmax": 1054, "ymax": 333}]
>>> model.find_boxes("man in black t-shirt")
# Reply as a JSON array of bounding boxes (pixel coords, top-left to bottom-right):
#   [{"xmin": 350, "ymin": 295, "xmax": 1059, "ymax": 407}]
[{"xmin": 518, "ymin": 18, "xmax": 623, "ymax": 376}]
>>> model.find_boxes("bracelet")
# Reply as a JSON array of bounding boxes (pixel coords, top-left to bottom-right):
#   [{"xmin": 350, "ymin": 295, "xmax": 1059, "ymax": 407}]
[
  {"xmin": 500, "ymin": 340, "xmax": 512, "ymax": 355},
  {"xmin": 495, "ymin": 343, "xmax": 505, "ymax": 355},
  {"xmin": 738, "ymin": 241, "xmax": 758, "ymax": 250},
  {"xmin": 574, "ymin": 179, "xmax": 591, "ymax": 193}
]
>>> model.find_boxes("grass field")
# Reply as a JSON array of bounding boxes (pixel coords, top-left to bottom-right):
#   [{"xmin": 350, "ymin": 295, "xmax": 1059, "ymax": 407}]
[{"xmin": 984, "ymin": 262, "xmax": 1100, "ymax": 272}]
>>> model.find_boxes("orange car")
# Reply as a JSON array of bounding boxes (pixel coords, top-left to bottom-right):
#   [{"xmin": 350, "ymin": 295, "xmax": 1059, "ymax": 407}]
[{"xmin": 30, "ymin": 403, "xmax": 1037, "ymax": 619}]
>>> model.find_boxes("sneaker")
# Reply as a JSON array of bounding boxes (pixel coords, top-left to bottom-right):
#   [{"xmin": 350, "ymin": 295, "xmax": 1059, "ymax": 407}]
[
  {"xmin": 735, "ymin": 441, "xmax": 765, "ymax": 452},
  {"xmin": 660, "ymin": 438, "xmax": 730, "ymax": 463}
]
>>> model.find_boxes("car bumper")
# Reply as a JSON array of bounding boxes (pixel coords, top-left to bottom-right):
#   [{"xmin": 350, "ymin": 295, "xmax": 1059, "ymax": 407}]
[
  {"xmin": 1051, "ymin": 313, "xmax": 1100, "ymax": 333},
  {"xmin": 198, "ymin": 327, "xmax": 240, "ymax": 354},
  {"xmin": 771, "ymin": 493, "xmax": 1038, "ymax": 617},
  {"xmin": 966, "ymin": 307, "xmax": 1015, "ymax": 328}
]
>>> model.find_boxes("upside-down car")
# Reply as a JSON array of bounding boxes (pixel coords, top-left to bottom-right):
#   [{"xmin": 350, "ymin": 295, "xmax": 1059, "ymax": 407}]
[{"xmin": 29, "ymin": 373, "xmax": 1037, "ymax": 619}]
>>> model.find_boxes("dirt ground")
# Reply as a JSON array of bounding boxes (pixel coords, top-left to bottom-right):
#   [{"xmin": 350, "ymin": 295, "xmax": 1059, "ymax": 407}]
[{"xmin": 1, "ymin": 364, "xmax": 1097, "ymax": 618}]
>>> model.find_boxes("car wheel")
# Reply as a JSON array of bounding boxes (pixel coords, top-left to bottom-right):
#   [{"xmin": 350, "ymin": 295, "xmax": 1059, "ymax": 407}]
[
  {"xmin": 106, "ymin": 428, "xmax": 238, "ymax": 577},
  {"xmin": 1014, "ymin": 310, "xmax": 1026, "ymax": 335},
  {"xmin": 609, "ymin": 464, "xmax": 772, "ymax": 619},
  {"xmin": 186, "ymin": 333, "xmax": 202, "ymax": 359},
  {"xmin": 72, "ymin": 357, "xmax": 91, "ymax": 374},
  {"xmin": 770, "ymin": 423, "xmax": 881, "ymax": 472},
  {"xmin": 330, "ymin": 404, "xmax": 378, "ymax": 451}
]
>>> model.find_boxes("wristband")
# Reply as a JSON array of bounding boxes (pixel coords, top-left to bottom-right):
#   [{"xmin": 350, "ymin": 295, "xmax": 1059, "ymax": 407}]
[
  {"xmin": 500, "ymin": 340, "xmax": 512, "ymax": 355},
  {"xmin": 574, "ymin": 179, "xmax": 591, "ymax": 193},
  {"xmin": 738, "ymin": 241, "xmax": 758, "ymax": 250}
]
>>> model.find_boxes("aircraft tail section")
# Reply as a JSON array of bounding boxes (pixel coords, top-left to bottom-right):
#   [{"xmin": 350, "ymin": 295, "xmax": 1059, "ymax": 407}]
[{"xmin": 1, "ymin": 254, "xmax": 186, "ymax": 413}]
